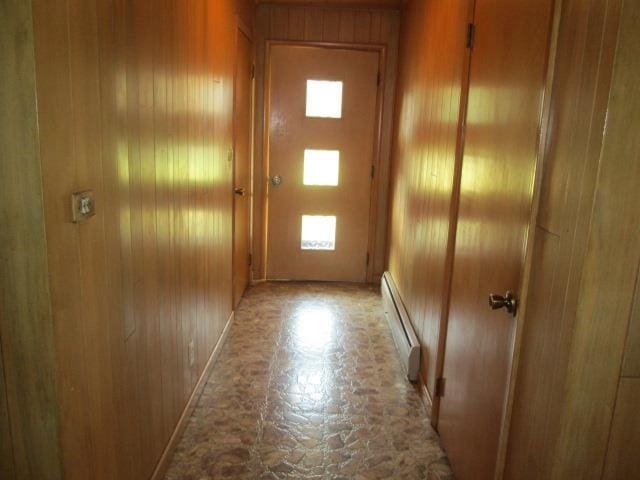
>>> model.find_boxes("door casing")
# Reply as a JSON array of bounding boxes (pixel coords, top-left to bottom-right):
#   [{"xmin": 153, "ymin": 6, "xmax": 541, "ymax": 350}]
[{"xmin": 232, "ymin": 17, "xmax": 254, "ymax": 308}]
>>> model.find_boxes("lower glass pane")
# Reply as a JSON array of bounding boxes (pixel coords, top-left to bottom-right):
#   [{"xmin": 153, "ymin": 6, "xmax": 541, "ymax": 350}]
[{"xmin": 301, "ymin": 215, "xmax": 336, "ymax": 250}]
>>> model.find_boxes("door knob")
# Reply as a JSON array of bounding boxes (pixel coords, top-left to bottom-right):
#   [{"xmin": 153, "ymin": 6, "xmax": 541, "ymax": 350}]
[
  {"xmin": 234, "ymin": 187, "xmax": 246, "ymax": 196},
  {"xmin": 489, "ymin": 291, "xmax": 517, "ymax": 316},
  {"xmin": 270, "ymin": 175, "xmax": 283, "ymax": 187}
]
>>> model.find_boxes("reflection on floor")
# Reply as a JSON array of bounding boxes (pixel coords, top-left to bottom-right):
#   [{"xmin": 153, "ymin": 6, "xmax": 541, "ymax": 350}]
[{"xmin": 164, "ymin": 282, "xmax": 452, "ymax": 479}]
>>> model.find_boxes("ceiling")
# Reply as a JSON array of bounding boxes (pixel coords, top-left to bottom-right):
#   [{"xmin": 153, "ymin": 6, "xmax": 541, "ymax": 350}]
[{"xmin": 255, "ymin": 0, "xmax": 404, "ymax": 8}]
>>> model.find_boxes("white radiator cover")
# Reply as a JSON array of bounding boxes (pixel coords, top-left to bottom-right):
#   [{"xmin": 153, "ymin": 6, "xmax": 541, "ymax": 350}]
[{"xmin": 381, "ymin": 272, "xmax": 421, "ymax": 381}]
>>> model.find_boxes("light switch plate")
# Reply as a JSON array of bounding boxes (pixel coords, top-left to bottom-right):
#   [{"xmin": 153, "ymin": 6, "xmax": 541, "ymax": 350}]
[{"xmin": 71, "ymin": 190, "xmax": 96, "ymax": 223}]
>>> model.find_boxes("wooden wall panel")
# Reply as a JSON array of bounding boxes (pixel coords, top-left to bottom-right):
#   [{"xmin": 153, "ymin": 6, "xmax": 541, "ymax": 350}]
[
  {"xmin": 386, "ymin": 0, "xmax": 470, "ymax": 398},
  {"xmin": 24, "ymin": 0, "xmax": 253, "ymax": 478},
  {"xmin": 0, "ymin": 1, "xmax": 62, "ymax": 478},
  {"xmin": 551, "ymin": 0, "xmax": 640, "ymax": 475},
  {"xmin": 259, "ymin": 0, "xmax": 402, "ymax": 6},
  {"xmin": 0, "ymin": 346, "xmax": 14, "ymax": 479},
  {"xmin": 503, "ymin": 0, "xmax": 622, "ymax": 477},
  {"xmin": 289, "ymin": 8, "xmax": 306, "ymax": 40},
  {"xmin": 603, "ymin": 378, "xmax": 640, "ymax": 479},
  {"xmin": 339, "ymin": 10, "xmax": 356, "ymax": 42},
  {"xmin": 622, "ymin": 270, "xmax": 640, "ymax": 377},
  {"xmin": 261, "ymin": 5, "xmax": 396, "ymax": 45},
  {"xmin": 504, "ymin": 0, "xmax": 640, "ymax": 477},
  {"xmin": 253, "ymin": 3, "xmax": 399, "ymax": 282}
]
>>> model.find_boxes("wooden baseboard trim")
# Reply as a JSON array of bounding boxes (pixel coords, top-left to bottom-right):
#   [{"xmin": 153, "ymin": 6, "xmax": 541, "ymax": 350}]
[
  {"xmin": 417, "ymin": 371, "xmax": 433, "ymax": 419},
  {"xmin": 150, "ymin": 311, "xmax": 235, "ymax": 480}
]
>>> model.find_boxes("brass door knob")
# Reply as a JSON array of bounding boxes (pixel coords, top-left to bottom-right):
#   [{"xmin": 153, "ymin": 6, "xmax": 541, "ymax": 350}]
[
  {"xmin": 489, "ymin": 291, "xmax": 517, "ymax": 316},
  {"xmin": 234, "ymin": 187, "xmax": 246, "ymax": 196}
]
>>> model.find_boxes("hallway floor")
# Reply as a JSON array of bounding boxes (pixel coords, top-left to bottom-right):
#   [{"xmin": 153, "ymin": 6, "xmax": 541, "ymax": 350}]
[{"xmin": 164, "ymin": 282, "xmax": 452, "ymax": 479}]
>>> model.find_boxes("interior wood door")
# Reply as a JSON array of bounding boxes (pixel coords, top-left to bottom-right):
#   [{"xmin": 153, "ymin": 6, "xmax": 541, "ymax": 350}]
[
  {"xmin": 265, "ymin": 45, "xmax": 379, "ymax": 282},
  {"xmin": 232, "ymin": 28, "xmax": 252, "ymax": 308},
  {"xmin": 437, "ymin": 1, "xmax": 553, "ymax": 479}
]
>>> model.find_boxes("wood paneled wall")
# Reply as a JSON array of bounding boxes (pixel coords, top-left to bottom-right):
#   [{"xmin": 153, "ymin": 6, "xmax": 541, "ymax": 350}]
[
  {"xmin": 253, "ymin": 3, "xmax": 400, "ymax": 281},
  {"xmin": 386, "ymin": 0, "xmax": 471, "ymax": 398},
  {"xmin": 503, "ymin": 0, "xmax": 621, "ymax": 475},
  {"xmin": 600, "ymin": 1, "xmax": 640, "ymax": 467},
  {"xmin": 623, "ymin": 279, "xmax": 640, "ymax": 378},
  {"xmin": 1, "ymin": 1, "xmax": 252, "ymax": 478},
  {"xmin": 0, "ymin": 350, "xmax": 14, "ymax": 479},
  {"xmin": 0, "ymin": 1, "xmax": 62, "ymax": 478},
  {"xmin": 504, "ymin": 0, "xmax": 640, "ymax": 478},
  {"xmin": 259, "ymin": 4, "xmax": 397, "ymax": 43},
  {"xmin": 260, "ymin": 0, "xmax": 402, "ymax": 7},
  {"xmin": 556, "ymin": 0, "xmax": 640, "ymax": 476}
]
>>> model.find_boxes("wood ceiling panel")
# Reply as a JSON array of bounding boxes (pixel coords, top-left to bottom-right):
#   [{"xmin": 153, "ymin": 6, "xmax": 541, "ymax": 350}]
[{"xmin": 256, "ymin": 0, "xmax": 403, "ymax": 9}]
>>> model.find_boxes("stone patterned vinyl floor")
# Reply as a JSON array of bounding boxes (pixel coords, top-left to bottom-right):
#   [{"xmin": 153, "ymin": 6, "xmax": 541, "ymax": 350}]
[{"xmin": 164, "ymin": 282, "xmax": 453, "ymax": 479}]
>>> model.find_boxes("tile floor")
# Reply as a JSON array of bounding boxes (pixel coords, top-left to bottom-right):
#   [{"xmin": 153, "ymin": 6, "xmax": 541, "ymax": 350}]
[{"xmin": 164, "ymin": 282, "xmax": 453, "ymax": 479}]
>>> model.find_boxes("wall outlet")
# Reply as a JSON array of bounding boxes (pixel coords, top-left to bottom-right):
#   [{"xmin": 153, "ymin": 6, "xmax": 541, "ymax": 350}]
[
  {"xmin": 71, "ymin": 190, "xmax": 96, "ymax": 223},
  {"xmin": 188, "ymin": 340, "xmax": 195, "ymax": 367}
]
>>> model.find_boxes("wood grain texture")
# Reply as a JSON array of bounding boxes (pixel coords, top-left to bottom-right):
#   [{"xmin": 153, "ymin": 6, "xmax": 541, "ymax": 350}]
[
  {"xmin": 504, "ymin": 0, "xmax": 623, "ymax": 478},
  {"xmin": 233, "ymin": 27, "xmax": 254, "ymax": 307},
  {"xmin": 552, "ymin": 0, "xmax": 640, "ymax": 475},
  {"xmin": 253, "ymin": 3, "xmax": 399, "ymax": 282},
  {"xmin": 622, "ymin": 270, "xmax": 640, "ymax": 377},
  {"xmin": 26, "ymin": 0, "xmax": 253, "ymax": 478},
  {"xmin": 386, "ymin": 0, "xmax": 471, "ymax": 399},
  {"xmin": 0, "ymin": 343, "xmax": 14, "ymax": 479},
  {"xmin": 257, "ymin": 0, "xmax": 402, "ymax": 8},
  {"xmin": 602, "ymin": 378, "xmax": 640, "ymax": 480},
  {"xmin": 150, "ymin": 311, "xmax": 235, "ymax": 480},
  {"xmin": 438, "ymin": 0, "xmax": 554, "ymax": 477},
  {"xmin": 261, "ymin": 6, "xmax": 395, "ymax": 62},
  {"xmin": 0, "ymin": 1, "xmax": 62, "ymax": 478}
]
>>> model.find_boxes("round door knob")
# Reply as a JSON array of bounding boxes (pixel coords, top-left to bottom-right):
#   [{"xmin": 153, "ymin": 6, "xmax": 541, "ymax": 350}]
[
  {"xmin": 270, "ymin": 175, "xmax": 283, "ymax": 187},
  {"xmin": 489, "ymin": 291, "xmax": 517, "ymax": 316}
]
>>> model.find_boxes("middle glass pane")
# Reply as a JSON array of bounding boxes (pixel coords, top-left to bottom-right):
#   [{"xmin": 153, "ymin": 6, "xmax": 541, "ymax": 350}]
[{"xmin": 303, "ymin": 149, "xmax": 340, "ymax": 186}]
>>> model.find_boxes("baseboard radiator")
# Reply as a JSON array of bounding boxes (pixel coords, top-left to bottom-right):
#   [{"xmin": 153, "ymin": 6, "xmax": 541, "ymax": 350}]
[{"xmin": 381, "ymin": 272, "xmax": 421, "ymax": 381}]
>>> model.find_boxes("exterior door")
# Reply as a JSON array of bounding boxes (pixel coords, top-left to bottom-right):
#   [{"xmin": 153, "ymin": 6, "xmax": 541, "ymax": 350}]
[
  {"xmin": 265, "ymin": 45, "xmax": 379, "ymax": 282},
  {"xmin": 232, "ymin": 27, "xmax": 252, "ymax": 308},
  {"xmin": 437, "ymin": 1, "xmax": 553, "ymax": 479}
]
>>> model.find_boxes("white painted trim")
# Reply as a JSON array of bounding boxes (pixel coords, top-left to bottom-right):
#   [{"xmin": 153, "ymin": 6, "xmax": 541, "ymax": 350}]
[{"xmin": 381, "ymin": 272, "xmax": 421, "ymax": 381}]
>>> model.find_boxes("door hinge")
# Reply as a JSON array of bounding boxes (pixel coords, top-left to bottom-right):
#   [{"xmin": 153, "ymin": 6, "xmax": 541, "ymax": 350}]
[
  {"xmin": 370, "ymin": 164, "xmax": 375, "ymax": 179},
  {"xmin": 366, "ymin": 252, "xmax": 370, "ymax": 265},
  {"xmin": 466, "ymin": 23, "xmax": 476, "ymax": 50},
  {"xmin": 435, "ymin": 377, "xmax": 446, "ymax": 397},
  {"xmin": 250, "ymin": 64, "xmax": 255, "ymax": 79},
  {"xmin": 377, "ymin": 71, "xmax": 381, "ymax": 86},
  {"xmin": 248, "ymin": 253, "xmax": 252, "ymax": 266}
]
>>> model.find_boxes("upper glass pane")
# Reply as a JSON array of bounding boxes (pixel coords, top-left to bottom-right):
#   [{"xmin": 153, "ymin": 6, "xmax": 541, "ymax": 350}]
[
  {"xmin": 303, "ymin": 149, "xmax": 340, "ymax": 186},
  {"xmin": 306, "ymin": 80, "xmax": 343, "ymax": 118}
]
